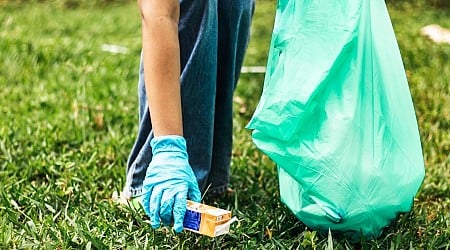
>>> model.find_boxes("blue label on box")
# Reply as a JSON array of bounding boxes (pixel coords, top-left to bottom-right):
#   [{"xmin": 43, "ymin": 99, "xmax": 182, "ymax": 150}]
[{"xmin": 183, "ymin": 210, "xmax": 201, "ymax": 231}]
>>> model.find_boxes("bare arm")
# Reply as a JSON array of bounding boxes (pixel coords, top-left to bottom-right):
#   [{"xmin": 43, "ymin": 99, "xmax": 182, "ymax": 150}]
[{"xmin": 138, "ymin": 0, "xmax": 182, "ymax": 136}]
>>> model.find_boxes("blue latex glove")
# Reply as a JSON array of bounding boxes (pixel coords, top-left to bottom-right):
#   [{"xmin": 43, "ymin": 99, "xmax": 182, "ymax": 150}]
[{"xmin": 142, "ymin": 135, "xmax": 201, "ymax": 232}]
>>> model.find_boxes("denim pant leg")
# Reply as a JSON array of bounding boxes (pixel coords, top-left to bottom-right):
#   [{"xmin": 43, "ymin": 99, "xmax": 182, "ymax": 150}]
[
  {"xmin": 123, "ymin": 52, "xmax": 153, "ymax": 198},
  {"xmin": 123, "ymin": 0, "xmax": 254, "ymax": 197},
  {"xmin": 207, "ymin": 0, "xmax": 255, "ymax": 194}
]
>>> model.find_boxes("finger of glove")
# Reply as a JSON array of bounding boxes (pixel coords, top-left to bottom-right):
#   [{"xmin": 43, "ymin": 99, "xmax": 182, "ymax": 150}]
[
  {"xmin": 188, "ymin": 183, "xmax": 202, "ymax": 203},
  {"xmin": 149, "ymin": 186, "xmax": 164, "ymax": 228},
  {"xmin": 172, "ymin": 190, "xmax": 188, "ymax": 233},
  {"xmin": 141, "ymin": 186, "xmax": 153, "ymax": 219},
  {"xmin": 159, "ymin": 190, "xmax": 176, "ymax": 226}
]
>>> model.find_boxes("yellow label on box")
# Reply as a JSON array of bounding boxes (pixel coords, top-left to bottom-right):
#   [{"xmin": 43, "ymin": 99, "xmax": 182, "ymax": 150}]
[{"xmin": 183, "ymin": 200, "xmax": 233, "ymax": 237}]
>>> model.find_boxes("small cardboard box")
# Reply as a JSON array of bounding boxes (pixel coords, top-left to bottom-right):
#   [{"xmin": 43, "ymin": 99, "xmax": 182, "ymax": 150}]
[{"xmin": 183, "ymin": 200, "xmax": 234, "ymax": 237}]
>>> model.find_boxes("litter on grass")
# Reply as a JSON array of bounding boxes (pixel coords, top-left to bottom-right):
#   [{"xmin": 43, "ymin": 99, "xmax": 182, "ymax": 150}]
[
  {"xmin": 101, "ymin": 44, "xmax": 129, "ymax": 54},
  {"xmin": 421, "ymin": 24, "xmax": 450, "ymax": 44},
  {"xmin": 241, "ymin": 66, "xmax": 267, "ymax": 74},
  {"xmin": 183, "ymin": 200, "xmax": 236, "ymax": 237},
  {"xmin": 112, "ymin": 193, "xmax": 236, "ymax": 237}
]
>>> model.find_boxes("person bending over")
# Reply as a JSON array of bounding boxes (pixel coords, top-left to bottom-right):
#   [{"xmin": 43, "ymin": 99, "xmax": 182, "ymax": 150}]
[{"xmin": 122, "ymin": 0, "xmax": 254, "ymax": 232}]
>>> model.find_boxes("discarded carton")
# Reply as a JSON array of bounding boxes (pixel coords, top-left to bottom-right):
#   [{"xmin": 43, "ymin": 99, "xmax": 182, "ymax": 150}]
[{"xmin": 183, "ymin": 200, "xmax": 236, "ymax": 237}]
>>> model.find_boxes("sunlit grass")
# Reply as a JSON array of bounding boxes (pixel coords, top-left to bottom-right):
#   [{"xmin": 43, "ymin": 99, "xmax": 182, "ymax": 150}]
[{"xmin": 0, "ymin": 1, "xmax": 449, "ymax": 249}]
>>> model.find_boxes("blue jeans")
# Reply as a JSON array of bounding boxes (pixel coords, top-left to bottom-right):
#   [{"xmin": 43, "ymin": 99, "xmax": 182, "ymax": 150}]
[{"xmin": 123, "ymin": 0, "xmax": 255, "ymax": 198}]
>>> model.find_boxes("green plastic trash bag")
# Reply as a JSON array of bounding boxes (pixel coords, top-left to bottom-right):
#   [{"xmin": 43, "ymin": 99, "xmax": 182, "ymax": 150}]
[{"xmin": 246, "ymin": 0, "xmax": 425, "ymax": 240}]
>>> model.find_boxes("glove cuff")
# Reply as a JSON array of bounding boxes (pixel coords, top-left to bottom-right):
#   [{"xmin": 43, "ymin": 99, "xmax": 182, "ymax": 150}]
[{"xmin": 150, "ymin": 135, "xmax": 188, "ymax": 157}]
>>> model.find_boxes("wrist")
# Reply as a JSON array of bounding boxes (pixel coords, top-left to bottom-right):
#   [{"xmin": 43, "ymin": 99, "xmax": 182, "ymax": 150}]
[{"xmin": 150, "ymin": 135, "xmax": 188, "ymax": 156}]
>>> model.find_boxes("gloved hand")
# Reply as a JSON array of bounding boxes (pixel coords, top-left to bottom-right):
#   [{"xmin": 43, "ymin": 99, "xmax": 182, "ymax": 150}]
[{"xmin": 142, "ymin": 135, "xmax": 201, "ymax": 232}]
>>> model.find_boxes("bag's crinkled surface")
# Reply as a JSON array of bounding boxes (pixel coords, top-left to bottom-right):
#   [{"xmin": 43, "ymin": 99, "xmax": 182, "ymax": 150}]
[{"xmin": 247, "ymin": 0, "xmax": 425, "ymax": 239}]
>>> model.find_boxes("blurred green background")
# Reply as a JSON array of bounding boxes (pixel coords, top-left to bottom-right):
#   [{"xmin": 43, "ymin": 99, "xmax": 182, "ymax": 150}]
[{"xmin": 0, "ymin": 0, "xmax": 449, "ymax": 249}]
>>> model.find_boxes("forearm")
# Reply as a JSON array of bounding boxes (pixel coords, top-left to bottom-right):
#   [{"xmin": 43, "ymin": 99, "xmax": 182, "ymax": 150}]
[{"xmin": 139, "ymin": 0, "xmax": 183, "ymax": 136}]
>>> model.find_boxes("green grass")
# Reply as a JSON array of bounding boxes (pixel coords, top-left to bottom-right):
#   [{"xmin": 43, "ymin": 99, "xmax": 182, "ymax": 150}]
[{"xmin": 0, "ymin": 1, "xmax": 449, "ymax": 249}]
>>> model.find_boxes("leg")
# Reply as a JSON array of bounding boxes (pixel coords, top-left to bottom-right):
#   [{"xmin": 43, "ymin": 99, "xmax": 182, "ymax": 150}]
[
  {"xmin": 206, "ymin": 0, "xmax": 255, "ymax": 194},
  {"xmin": 178, "ymin": 0, "xmax": 219, "ymax": 192},
  {"xmin": 123, "ymin": 53, "xmax": 153, "ymax": 198}
]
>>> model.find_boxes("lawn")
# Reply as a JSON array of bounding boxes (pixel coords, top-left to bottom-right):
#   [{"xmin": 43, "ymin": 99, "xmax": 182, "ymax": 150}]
[{"xmin": 0, "ymin": 1, "xmax": 449, "ymax": 249}]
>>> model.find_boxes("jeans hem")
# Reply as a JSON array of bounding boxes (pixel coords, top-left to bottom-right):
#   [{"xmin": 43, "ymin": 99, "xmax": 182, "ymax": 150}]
[
  {"xmin": 122, "ymin": 186, "xmax": 143, "ymax": 199},
  {"xmin": 123, "ymin": 184, "xmax": 228, "ymax": 199},
  {"xmin": 206, "ymin": 184, "xmax": 229, "ymax": 196}
]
